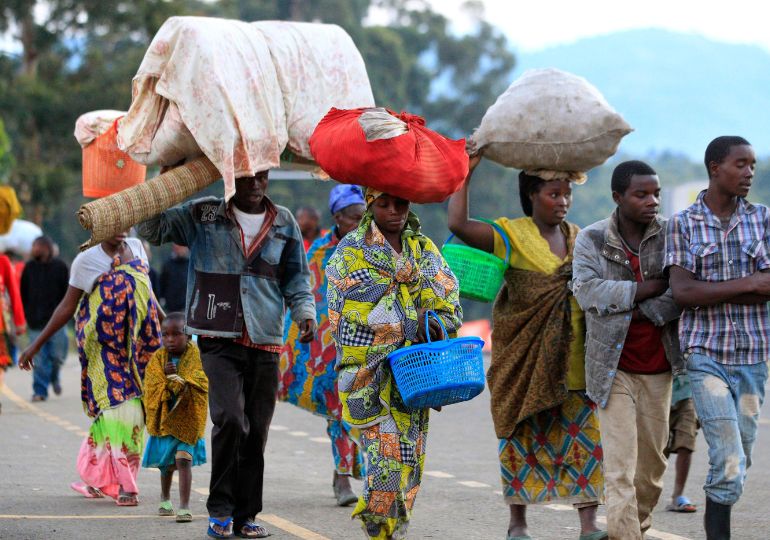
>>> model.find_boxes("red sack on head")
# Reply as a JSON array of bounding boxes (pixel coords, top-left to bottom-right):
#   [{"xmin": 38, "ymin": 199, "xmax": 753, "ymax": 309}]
[{"xmin": 309, "ymin": 107, "xmax": 469, "ymax": 203}]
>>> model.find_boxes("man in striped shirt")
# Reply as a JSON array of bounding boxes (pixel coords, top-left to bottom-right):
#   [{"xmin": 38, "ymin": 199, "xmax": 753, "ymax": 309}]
[{"xmin": 667, "ymin": 136, "xmax": 770, "ymax": 540}]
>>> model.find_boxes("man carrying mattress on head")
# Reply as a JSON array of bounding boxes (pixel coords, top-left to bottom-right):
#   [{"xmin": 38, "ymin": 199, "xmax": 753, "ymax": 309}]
[{"xmin": 138, "ymin": 170, "xmax": 317, "ymax": 539}]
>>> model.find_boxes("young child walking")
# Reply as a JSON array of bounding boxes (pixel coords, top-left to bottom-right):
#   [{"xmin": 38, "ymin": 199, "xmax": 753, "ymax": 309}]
[{"xmin": 142, "ymin": 313, "xmax": 208, "ymax": 522}]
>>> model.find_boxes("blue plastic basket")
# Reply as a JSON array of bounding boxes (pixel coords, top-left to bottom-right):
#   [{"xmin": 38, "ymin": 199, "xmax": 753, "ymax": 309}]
[{"xmin": 388, "ymin": 311, "xmax": 485, "ymax": 409}]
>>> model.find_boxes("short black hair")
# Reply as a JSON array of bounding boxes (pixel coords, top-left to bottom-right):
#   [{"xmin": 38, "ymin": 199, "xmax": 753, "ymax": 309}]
[
  {"xmin": 518, "ymin": 172, "xmax": 546, "ymax": 217},
  {"xmin": 704, "ymin": 136, "xmax": 751, "ymax": 177},
  {"xmin": 33, "ymin": 235, "xmax": 55, "ymax": 251},
  {"xmin": 295, "ymin": 206, "xmax": 321, "ymax": 218},
  {"xmin": 611, "ymin": 160, "xmax": 657, "ymax": 195},
  {"xmin": 163, "ymin": 312, "xmax": 186, "ymax": 326}
]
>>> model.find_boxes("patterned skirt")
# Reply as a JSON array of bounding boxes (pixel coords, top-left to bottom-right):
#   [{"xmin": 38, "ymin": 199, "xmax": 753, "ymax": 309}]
[
  {"xmin": 499, "ymin": 391, "xmax": 604, "ymax": 505},
  {"xmin": 76, "ymin": 398, "xmax": 145, "ymax": 499},
  {"xmin": 354, "ymin": 406, "xmax": 429, "ymax": 540}
]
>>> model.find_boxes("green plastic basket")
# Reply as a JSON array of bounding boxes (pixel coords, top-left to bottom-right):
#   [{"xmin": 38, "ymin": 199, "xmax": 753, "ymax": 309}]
[{"xmin": 442, "ymin": 220, "xmax": 510, "ymax": 303}]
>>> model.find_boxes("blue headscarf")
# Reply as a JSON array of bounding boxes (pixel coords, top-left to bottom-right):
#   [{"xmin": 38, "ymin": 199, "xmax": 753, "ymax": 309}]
[{"xmin": 328, "ymin": 184, "xmax": 365, "ymax": 215}]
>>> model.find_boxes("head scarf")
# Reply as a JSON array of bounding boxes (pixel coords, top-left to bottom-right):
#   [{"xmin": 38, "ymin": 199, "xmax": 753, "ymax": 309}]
[
  {"xmin": 364, "ymin": 187, "xmax": 384, "ymax": 207},
  {"xmin": 329, "ymin": 184, "xmax": 365, "ymax": 215}
]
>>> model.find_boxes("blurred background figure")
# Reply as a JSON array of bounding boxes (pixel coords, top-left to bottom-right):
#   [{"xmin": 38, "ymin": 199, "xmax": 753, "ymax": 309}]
[
  {"xmin": 142, "ymin": 239, "xmax": 161, "ymax": 294},
  {"xmin": 0, "ymin": 248, "xmax": 26, "ymax": 412},
  {"xmin": 295, "ymin": 206, "xmax": 323, "ymax": 251},
  {"xmin": 21, "ymin": 236, "xmax": 69, "ymax": 401},
  {"xmin": 159, "ymin": 243, "xmax": 189, "ymax": 313}
]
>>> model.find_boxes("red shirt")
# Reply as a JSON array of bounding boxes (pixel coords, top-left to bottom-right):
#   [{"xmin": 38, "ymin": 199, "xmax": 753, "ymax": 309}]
[{"xmin": 617, "ymin": 248, "xmax": 670, "ymax": 374}]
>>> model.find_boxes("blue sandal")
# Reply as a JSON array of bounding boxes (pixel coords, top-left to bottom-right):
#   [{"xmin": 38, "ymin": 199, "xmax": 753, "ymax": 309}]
[
  {"xmin": 208, "ymin": 517, "xmax": 234, "ymax": 538},
  {"xmin": 236, "ymin": 520, "xmax": 270, "ymax": 538}
]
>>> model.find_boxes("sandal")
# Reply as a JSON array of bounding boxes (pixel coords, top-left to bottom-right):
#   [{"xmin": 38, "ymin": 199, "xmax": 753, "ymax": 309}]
[
  {"xmin": 70, "ymin": 481, "xmax": 104, "ymax": 499},
  {"xmin": 208, "ymin": 517, "xmax": 234, "ymax": 538},
  {"xmin": 236, "ymin": 520, "xmax": 270, "ymax": 538},
  {"xmin": 158, "ymin": 500, "xmax": 174, "ymax": 516},
  {"xmin": 115, "ymin": 493, "xmax": 138, "ymax": 506},
  {"xmin": 666, "ymin": 495, "xmax": 697, "ymax": 513},
  {"xmin": 176, "ymin": 508, "xmax": 193, "ymax": 522}
]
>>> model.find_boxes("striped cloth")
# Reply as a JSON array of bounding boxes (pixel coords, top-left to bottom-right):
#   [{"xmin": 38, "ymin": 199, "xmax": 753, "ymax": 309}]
[{"xmin": 666, "ymin": 190, "xmax": 770, "ymax": 365}]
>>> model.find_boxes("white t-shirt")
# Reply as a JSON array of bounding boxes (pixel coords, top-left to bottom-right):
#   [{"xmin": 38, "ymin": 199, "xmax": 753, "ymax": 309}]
[
  {"xmin": 69, "ymin": 238, "xmax": 148, "ymax": 293},
  {"xmin": 232, "ymin": 206, "xmax": 266, "ymax": 251}
]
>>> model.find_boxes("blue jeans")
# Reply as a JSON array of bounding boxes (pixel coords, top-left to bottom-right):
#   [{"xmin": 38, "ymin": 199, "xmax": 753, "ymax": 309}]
[
  {"xmin": 686, "ymin": 352, "xmax": 768, "ymax": 505},
  {"xmin": 31, "ymin": 328, "xmax": 68, "ymax": 399}
]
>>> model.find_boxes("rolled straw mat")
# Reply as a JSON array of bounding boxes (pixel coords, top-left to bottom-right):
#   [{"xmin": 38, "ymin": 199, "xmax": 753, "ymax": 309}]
[{"xmin": 77, "ymin": 156, "xmax": 220, "ymax": 250}]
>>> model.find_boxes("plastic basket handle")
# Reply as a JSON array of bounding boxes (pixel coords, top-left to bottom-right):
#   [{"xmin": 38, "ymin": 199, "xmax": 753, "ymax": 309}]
[
  {"xmin": 424, "ymin": 310, "xmax": 449, "ymax": 343},
  {"xmin": 443, "ymin": 219, "xmax": 511, "ymax": 263}
]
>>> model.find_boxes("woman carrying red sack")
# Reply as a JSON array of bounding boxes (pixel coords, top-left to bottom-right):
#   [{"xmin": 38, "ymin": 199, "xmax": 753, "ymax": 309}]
[{"xmin": 326, "ymin": 187, "xmax": 463, "ymax": 540}]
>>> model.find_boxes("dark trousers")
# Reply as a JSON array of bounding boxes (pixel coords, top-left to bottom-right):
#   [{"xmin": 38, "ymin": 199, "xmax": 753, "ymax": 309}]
[{"xmin": 199, "ymin": 338, "xmax": 279, "ymax": 523}]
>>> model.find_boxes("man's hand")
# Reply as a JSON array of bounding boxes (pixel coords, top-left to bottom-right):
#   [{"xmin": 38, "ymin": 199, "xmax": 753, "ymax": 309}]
[
  {"xmin": 18, "ymin": 345, "xmax": 38, "ymax": 371},
  {"xmin": 164, "ymin": 361, "xmax": 177, "ymax": 375},
  {"xmin": 299, "ymin": 319, "xmax": 317, "ymax": 343},
  {"xmin": 635, "ymin": 278, "xmax": 668, "ymax": 302},
  {"xmin": 750, "ymin": 270, "xmax": 770, "ymax": 296}
]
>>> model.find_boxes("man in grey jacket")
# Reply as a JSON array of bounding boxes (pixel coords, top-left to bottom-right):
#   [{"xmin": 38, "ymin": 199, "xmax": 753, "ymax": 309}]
[
  {"xmin": 571, "ymin": 160, "xmax": 684, "ymax": 540},
  {"xmin": 139, "ymin": 171, "xmax": 316, "ymax": 539}
]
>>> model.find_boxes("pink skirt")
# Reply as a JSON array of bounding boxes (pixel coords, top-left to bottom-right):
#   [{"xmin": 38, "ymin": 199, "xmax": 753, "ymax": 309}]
[{"xmin": 76, "ymin": 398, "xmax": 145, "ymax": 498}]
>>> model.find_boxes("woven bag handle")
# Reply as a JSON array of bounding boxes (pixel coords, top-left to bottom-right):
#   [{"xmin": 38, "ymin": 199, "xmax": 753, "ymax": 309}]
[{"xmin": 442, "ymin": 219, "xmax": 511, "ymax": 264}]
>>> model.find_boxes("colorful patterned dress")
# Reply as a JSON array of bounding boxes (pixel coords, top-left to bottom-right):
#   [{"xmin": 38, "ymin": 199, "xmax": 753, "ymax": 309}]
[
  {"xmin": 326, "ymin": 211, "xmax": 462, "ymax": 540},
  {"xmin": 75, "ymin": 256, "xmax": 161, "ymax": 499},
  {"xmin": 279, "ymin": 229, "xmax": 364, "ymax": 478},
  {"xmin": 0, "ymin": 253, "xmax": 26, "ymax": 368},
  {"xmin": 142, "ymin": 343, "xmax": 208, "ymax": 474},
  {"xmin": 490, "ymin": 217, "xmax": 604, "ymax": 505}
]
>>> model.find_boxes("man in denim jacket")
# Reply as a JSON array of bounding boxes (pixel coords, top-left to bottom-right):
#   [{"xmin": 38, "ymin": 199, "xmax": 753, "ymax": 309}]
[
  {"xmin": 572, "ymin": 161, "xmax": 684, "ymax": 540},
  {"xmin": 139, "ymin": 171, "xmax": 316, "ymax": 538}
]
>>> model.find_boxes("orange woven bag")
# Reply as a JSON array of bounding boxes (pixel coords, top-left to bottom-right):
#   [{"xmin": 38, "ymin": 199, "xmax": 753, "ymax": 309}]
[{"xmin": 82, "ymin": 119, "xmax": 146, "ymax": 198}]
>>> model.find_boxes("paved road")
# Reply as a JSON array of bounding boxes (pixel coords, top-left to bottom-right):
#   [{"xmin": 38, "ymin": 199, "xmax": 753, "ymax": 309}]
[{"xmin": 1, "ymin": 355, "xmax": 769, "ymax": 539}]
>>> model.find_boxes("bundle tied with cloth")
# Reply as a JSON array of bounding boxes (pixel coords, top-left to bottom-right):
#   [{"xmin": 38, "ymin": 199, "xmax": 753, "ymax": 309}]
[
  {"xmin": 309, "ymin": 107, "xmax": 469, "ymax": 203},
  {"xmin": 76, "ymin": 16, "xmax": 374, "ymax": 249},
  {"xmin": 469, "ymin": 67, "xmax": 633, "ymax": 182}
]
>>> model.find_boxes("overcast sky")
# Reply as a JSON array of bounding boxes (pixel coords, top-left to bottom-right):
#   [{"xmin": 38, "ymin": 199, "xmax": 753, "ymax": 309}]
[{"xmin": 431, "ymin": 0, "xmax": 770, "ymax": 52}]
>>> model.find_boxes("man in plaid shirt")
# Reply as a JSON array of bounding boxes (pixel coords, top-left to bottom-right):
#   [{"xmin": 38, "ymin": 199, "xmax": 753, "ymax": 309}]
[{"xmin": 667, "ymin": 136, "xmax": 770, "ymax": 540}]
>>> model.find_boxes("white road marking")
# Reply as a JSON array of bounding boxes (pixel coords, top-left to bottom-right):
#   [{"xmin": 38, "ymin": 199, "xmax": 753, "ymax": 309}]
[
  {"xmin": 269, "ymin": 424, "xmax": 289, "ymax": 431},
  {"xmin": 544, "ymin": 503, "xmax": 573, "ymax": 511},
  {"xmin": 193, "ymin": 487, "xmax": 210, "ymax": 495},
  {"xmin": 457, "ymin": 480, "xmax": 491, "ymax": 488},
  {"xmin": 309, "ymin": 437, "xmax": 329, "ymax": 444},
  {"xmin": 289, "ymin": 431, "xmax": 309, "ymax": 437},
  {"xmin": 424, "ymin": 470, "xmax": 455, "ymax": 479}
]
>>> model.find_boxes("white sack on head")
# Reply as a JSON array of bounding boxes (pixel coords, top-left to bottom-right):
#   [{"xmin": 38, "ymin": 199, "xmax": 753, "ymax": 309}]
[
  {"xmin": 471, "ymin": 68, "xmax": 633, "ymax": 173},
  {"xmin": 117, "ymin": 16, "xmax": 287, "ymax": 200},
  {"xmin": 0, "ymin": 219, "xmax": 43, "ymax": 257},
  {"xmin": 74, "ymin": 110, "xmax": 125, "ymax": 147},
  {"xmin": 254, "ymin": 21, "xmax": 374, "ymax": 157},
  {"xmin": 117, "ymin": 17, "xmax": 374, "ymax": 200}
]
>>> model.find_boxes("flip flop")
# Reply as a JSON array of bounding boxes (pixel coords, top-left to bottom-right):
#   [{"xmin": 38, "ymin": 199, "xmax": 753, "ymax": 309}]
[
  {"xmin": 236, "ymin": 520, "xmax": 270, "ymax": 538},
  {"xmin": 666, "ymin": 495, "xmax": 697, "ymax": 513},
  {"xmin": 158, "ymin": 500, "xmax": 174, "ymax": 516},
  {"xmin": 208, "ymin": 517, "xmax": 234, "ymax": 539},
  {"xmin": 176, "ymin": 508, "xmax": 193, "ymax": 522},
  {"xmin": 70, "ymin": 481, "xmax": 104, "ymax": 499},
  {"xmin": 115, "ymin": 493, "xmax": 138, "ymax": 506}
]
